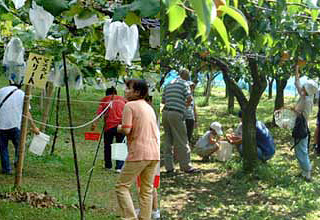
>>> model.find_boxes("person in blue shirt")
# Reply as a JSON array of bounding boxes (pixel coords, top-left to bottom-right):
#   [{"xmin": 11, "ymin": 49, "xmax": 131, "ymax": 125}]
[{"xmin": 226, "ymin": 111, "xmax": 276, "ymax": 161}]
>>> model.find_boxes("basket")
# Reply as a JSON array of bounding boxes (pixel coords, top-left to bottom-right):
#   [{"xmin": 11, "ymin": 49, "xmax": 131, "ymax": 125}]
[
  {"xmin": 29, "ymin": 132, "xmax": 50, "ymax": 156},
  {"xmin": 216, "ymin": 141, "xmax": 233, "ymax": 162},
  {"xmin": 111, "ymin": 138, "xmax": 128, "ymax": 161},
  {"xmin": 274, "ymin": 108, "xmax": 297, "ymax": 129}
]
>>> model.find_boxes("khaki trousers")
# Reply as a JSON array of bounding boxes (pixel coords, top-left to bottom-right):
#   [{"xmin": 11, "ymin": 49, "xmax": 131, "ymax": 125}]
[
  {"xmin": 162, "ymin": 110, "xmax": 192, "ymax": 171},
  {"xmin": 115, "ymin": 160, "xmax": 158, "ymax": 220}
]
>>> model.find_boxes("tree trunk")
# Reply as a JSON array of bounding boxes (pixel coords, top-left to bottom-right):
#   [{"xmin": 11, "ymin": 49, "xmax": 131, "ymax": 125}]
[
  {"xmin": 203, "ymin": 73, "xmax": 210, "ymax": 96},
  {"xmin": 242, "ymin": 106, "xmax": 257, "ymax": 171},
  {"xmin": 225, "ymin": 77, "xmax": 229, "ymax": 98},
  {"xmin": 41, "ymin": 81, "xmax": 55, "ymax": 131},
  {"xmin": 268, "ymin": 78, "xmax": 274, "ymax": 99},
  {"xmin": 208, "ymin": 57, "xmax": 266, "ymax": 172},
  {"xmin": 242, "ymin": 58, "xmax": 267, "ymax": 172},
  {"xmin": 203, "ymin": 72, "xmax": 213, "ymax": 106},
  {"xmin": 228, "ymin": 90, "xmax": 235, "ymax": 114},
  {"xmin": 223, "ymin": 74, "xmax": 240, "ymax": 114},
  {"xmin": 273, "ymin": 77, "xmax": 289, "ymax": 125}
]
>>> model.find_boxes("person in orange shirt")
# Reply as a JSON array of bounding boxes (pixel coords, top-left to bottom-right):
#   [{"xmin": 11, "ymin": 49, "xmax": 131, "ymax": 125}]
[
  {"xmin": 116, "ymin": 79, "xmax": 160, "ymax": 220},
  {"xmin": 92, "ymin": 87, "xmax": 127, "ymax": 172}
]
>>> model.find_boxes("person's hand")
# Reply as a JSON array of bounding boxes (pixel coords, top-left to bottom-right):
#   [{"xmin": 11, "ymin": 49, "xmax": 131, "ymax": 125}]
[
  {"xmin": 117, "ymin": 124, "xmax": 123, "ymax": 133},
  {"xmin": 226, "ymin": 134, "xmax": 232, "ymax": 142},
  {"xmin": 32, "ymin": 127, "xmax": 40, "ymax": 135}
]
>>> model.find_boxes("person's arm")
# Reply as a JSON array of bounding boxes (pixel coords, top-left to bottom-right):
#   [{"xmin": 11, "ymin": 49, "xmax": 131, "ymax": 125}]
[
  {"xmin": 161, "ymin": 87, "xmax": 166, "ymax": 104},
  {"xmin": 91, "ymin": 101, "xmax": 105, "ymax": 130},
  {"xmin": 209, "ymin": 133, "xmax": 220, "ymax": 151},
  {"xmin": 194, "ymin": 103, "xmax": 198, "ymax": 128},
  {"xmin": 209, "ymin": 133, "xmax": 218, "ymax": 145},
  {"xmin": 226, "ymin": 133, "xmax": 242, "ymax": 144},
  {"xmin": 28, "ymin": 112, "xmax": 40, "ymax": 135},
  {"xmin": 186, "ymin": 95, "xmax": 192, "ymax": 107},
  {"xmin": 294, "ymin": 65, "xmax": 304, "ymax": 96},
  {"xmin": 117, "ymin": 105, "xmax": 132, "ymax": 135}
]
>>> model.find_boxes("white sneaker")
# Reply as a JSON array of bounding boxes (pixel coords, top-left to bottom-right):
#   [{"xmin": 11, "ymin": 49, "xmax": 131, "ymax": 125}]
[
  {"xmin": 152, "ymin": 209, "xmax": 160, "ymax": 219},
  {"xmin": 115, "ymin": 169, "xmax": 121, "ymax": 173}
]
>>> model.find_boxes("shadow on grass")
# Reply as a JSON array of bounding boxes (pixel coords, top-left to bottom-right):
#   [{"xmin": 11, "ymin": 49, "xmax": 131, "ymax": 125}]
[{"xmin": 161, "ymin": 153, "xmax": 320, "ymax": 220}]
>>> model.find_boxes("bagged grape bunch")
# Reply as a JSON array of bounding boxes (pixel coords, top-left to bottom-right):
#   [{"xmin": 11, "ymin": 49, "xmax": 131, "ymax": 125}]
[
  {"xmin": 104, "ymin": 20, "xmax": 139, "ymax": 65},
  {"xmin": 3, "ymin": 37, "xmax": 26, "ymax": 84},
  {"xmin": 29, "ymin": 1, "xmax": 54, "ymax": 39}
]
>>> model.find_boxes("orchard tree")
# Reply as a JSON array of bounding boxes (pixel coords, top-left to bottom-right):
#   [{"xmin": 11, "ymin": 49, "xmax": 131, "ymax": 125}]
[
  {"xmin": 0, "ymin": 1, "xmax": 160, "ymax": 219},
  {"xmin": 163, "ymin": 0, "xmax": 320, "ymax": 172}
]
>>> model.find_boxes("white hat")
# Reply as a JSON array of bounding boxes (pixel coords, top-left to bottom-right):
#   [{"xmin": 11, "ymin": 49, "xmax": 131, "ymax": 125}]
[
  {"xmin": 303, "ymin": 80, "xmax": 318, "ymax": 96},
  {"xmin": 210, "ymin": 122, "xmax": 223, "ymax": 136}
]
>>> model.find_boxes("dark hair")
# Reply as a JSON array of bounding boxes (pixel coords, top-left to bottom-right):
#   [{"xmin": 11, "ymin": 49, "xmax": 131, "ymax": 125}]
[
  {"xmin": 106, "ymin": 87, "xmax": 117, "ymax": 96},
  {"xmin": 238, "ymin": 110, "xmax": 242, "ymax": 118},
  {"xmin": 125, "ymin": 79, "xmax": 149, "ymax": 100},
  {"xmin": 145, "ymin": 95, "xmax": 153, "ymax": 103}
]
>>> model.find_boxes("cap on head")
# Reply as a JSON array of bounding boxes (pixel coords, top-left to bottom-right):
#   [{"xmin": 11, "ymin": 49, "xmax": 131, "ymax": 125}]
[
  {"xmin": 210, "ymin": 122, "xmax": 223, "ymax": 136},
  {"xmin": 303, "ymin": 80, "xmax": 318, "ymax": 96}
]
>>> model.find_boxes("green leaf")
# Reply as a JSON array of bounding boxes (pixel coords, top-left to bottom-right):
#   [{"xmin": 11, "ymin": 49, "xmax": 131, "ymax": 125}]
[
  {"xmin": 311, "ymin": 9, "xmax": 320, "ymax": 21},
  {"xmin": 237, "ymin": 42, "xmax": 244, "ymax": 52},
  {"xmin": 219, "ymin": 6, "xmax": 249, "ymax": 35},
  {"xmin": 287, "ymin": 0, "xmax": 302, "ymax": 15},
  {"xmin": 77, "ymin": 9, "xmax": 95, "ymax": 19},
  {"xmin": 0, "ymin": 0, "xmax": 9, "ymax": 12},
  {"xmin": 190, "ymin": 0, "xmax": 216, "ymax": 41},
  {"xmin": 113, "ymin": 6, "xmax": 130, "ymax": 21},
  {"xmin": 256, "ymin": 34, "xmax": 265, "ymax": 50},
  {"xmin": 37, "ymin": 0, "xmax": 69, "ymax": 16},
  {"xmin": 125, "ymin": 12, "xmax": 141, "ymax": 26},
  {"xmin": 212, "ymin": 17, "xmax": 230, "ymax": 52},
  {"xmin": 258, "ymin": 0, "xmax": 264, "ymax": 6},
  {"xmin": 63, "ymin": 3, "xmax": 82, "ymax": 17},
  {"xmin": 168, "ymin": 0, "xmax": 180, "ymax": 8},
  {"xmin": 131, "ymin": 0, "xmax": 160, "ymax": 17},
  {"xmin": 265, "ymin": 33, "xmax": 273, "ymax": 47},
  {"xmin": 168, "ymin": 4, "xmax": 186, "ymax": 32},
  {"xmin": 234, "ymin": 0, "xmax": 238, "ymax": 8},
  {"xmin": 230, "ymin": 47, "xmax": 236, "ymax": 57}
]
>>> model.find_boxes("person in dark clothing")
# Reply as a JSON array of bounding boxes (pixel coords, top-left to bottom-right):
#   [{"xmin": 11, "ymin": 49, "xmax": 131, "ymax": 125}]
[{"xmin": 226, "ymin": 111, "xmax": 276, "ymax": 161}]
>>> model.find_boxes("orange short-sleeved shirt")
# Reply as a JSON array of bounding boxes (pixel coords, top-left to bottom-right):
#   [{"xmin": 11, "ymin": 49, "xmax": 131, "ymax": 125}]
[{"xmin": 122, "ymin": 99, "xmax": 160, "ymax": 161}]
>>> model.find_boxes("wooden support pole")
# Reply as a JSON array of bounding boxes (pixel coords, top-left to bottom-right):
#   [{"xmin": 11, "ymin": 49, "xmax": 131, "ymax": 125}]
[
  {"xmin": 14, "ymin": 84, "xmax": 31, "ymax": 188},
  {"xmin": 62, "ymin": 51, "xmax": 85, "ymax": 220},
  {"xmin": 50, "ymin": 87, "xmax": 61, "ymax": 155},
  {"xmin": 40, "ymin": 81, "xmax": 55, "ymax": 131}
]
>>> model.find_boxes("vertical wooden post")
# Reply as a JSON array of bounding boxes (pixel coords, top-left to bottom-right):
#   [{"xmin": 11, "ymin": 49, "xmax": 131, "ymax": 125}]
[
  {"xmin": 50, "ymin": 87, "xmax": 61, "ymax": 155},
  {"xmin": 62, "ymin": 51, "xmax": 85, "ymax": 219},
  {"xmin": 14, "ymin": 84, "xmax": 31, "ymax": 188},
  {"xmin": 40, "ymin": 81, "xmax": 54, "ymax": 131}
]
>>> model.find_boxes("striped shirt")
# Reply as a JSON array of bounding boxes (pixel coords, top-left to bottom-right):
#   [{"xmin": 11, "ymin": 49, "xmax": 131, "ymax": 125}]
[{"xmin": 162, "ymin": 78, "xmax": 191, "ymax": 113}]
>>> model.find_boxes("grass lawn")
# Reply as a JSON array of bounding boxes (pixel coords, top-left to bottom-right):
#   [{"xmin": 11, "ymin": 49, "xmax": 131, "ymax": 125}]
[
  {"xmin": 0, "ymin": 73, "xmax": 160, "ymax": 219},
  {"xmin": 160, "ymin": 87, "xmax": 320, "ymax": 220}
]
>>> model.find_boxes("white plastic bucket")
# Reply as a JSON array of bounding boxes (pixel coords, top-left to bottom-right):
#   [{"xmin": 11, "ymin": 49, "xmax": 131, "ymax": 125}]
[
  {"xmin": 111, "ymin": 141, "xmax": 128, "ymax": 161},
  {"xmin": 29, "ymin": 132, "xmax": 50, "ymax": 156},
  {"xmin": 216, "ymin": 141, "xmax": 233, "ymax": 162}
]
